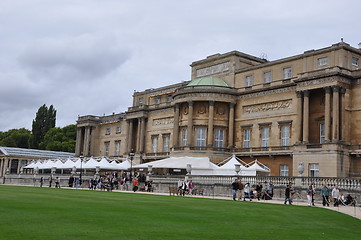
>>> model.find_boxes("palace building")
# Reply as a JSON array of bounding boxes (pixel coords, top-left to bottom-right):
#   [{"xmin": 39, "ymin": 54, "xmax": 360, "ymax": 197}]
[{"xmin": 75, "ymin": 42, "xmax": 361, "ymax": 178}]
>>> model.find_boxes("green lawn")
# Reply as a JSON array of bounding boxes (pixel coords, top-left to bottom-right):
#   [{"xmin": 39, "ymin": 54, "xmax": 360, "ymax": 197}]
[{"xmin": 0, "ymin": 185, "xmax": 360, "ymax": 240}]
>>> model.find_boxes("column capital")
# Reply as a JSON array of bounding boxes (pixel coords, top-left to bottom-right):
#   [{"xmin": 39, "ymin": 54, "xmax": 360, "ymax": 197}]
[
  {"xmin": 340, "ymin": 86, "xmax": 346, "ymax": 94},
  {"xmin": 229, "ymin": 102, "xmax": 235, "ymax": 108},
  {"xmin": 332, "ymin": 85, "xmax": 340, "ymax": 92},
  {"xmin": 209, "ymin": 100, "xmax": 215, "ymax": 106},
  {"xmin": 188, "ymin": 101, "xmax": 194, "ymax": 107},
  {"xmin": 324, "ymin": 86, "xmax": 332, "ymax": 94},
  {"xmin": 296, "ymin": 91, "xmax": 303, "ymax": 98},
  {"xmin": 303, "ymin": 90, "xmax": 310, "ymax": 97}
]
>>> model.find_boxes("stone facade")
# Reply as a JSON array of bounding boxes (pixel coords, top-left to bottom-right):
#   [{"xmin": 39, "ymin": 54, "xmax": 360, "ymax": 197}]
[{"xmin": 76, "ymin": 42, "xmax": 361, "ymax": 177}]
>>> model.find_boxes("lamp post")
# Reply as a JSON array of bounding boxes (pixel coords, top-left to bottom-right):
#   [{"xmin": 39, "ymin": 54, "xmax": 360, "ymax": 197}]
[
  {"xmin": 147, "ymin": 165, "xmax": 153, "ymax": 182},
  {"xmin": 235, "ymin": 164, "xmax": 241, "ymax": 177},
  {"xmin": 129, "ymin": 149, "xmax": 135, "ymax": 181}
]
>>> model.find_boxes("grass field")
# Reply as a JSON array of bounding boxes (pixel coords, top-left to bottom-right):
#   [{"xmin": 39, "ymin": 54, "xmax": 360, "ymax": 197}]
[{"xmin": 0, "ymin": 185, "xmax": 360, "ymax": 240}]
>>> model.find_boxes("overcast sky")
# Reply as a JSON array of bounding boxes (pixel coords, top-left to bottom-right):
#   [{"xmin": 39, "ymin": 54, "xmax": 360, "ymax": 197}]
[{"xmin": 0, "ymin": 0, "xmax": 360, "ymax": 131}]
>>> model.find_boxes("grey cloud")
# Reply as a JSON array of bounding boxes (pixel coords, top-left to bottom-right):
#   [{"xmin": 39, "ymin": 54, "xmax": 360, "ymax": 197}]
[{"xmin": 18, "ymin": 35, "xmax": 132, "ymax": 82}]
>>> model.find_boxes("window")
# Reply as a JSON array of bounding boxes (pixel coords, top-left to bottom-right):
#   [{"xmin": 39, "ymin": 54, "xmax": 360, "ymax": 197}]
[
  {"xmin": 182, "ymin": 129, "xmax": 188, "ymax": 146},
  {"xmin": 163, "ymin": 135, "xmax": 170, "ymax": 152},
  {"xmin": 320, "ymin": 123, "xmax": 325, "ymax": 144},
  {"xmin": 105, "ymin": 142, "xmax": 110, "ymax": 156},
  {"xmin": 214, "ymin": 129, "xmax": 224, "ymax": 148},
  {"xmin": 245, "ymin": 75, "xmax": 253, "ymax": 87},
  {"xmin": 105, "ymin": 128, "xmax": 111, "ymax": 135},
  {"xmin": 264, "ymin": 71, "xmax": 272, "ymax": 83},
  {"xmin": 138, "ymin": 97, "xmax": 143, "ymax": 105},
  {"xmin": 283, "ymin": 67, "xmax": 292, "ymax": 79},
  {"xmin": 261, "ymin": 127, "xmax": 270, "ymax": 147},
  {"xmin": 280, "ymin": 165, "xmax": 289, "ymax": 176},
  {"xmin": 352, "ymin": 57, "xmax": 359, "ymax": 66},
  {"xmin": 281, "ymin": 125, "xmax": 290, "ymax": 146},
  {"xmin": 152, "ymin": 136, "xmax": 158, "ymax": 153},
  {"xmin": 116, "ymin": 126, "xmax": 121, "ymax": 134},
  {"xmin": 196, "ymin": 128, "xmax": 206, "ymax": 147},
  {"xmin": 243, "ymin": 129, "xmax": 251, "ymax": 148},
  {"xmin": 317, "ymin": 57, "xmax": 328, "ymax": 66},
  {"xmin": 115, "ymin": 141, "xmax": 121, "ymax": 156},
  {"xmin": 155, "ymin": 96, "xmax": 161, "ymax": 104},
  {"xmin": 166, "ymin": 94, "xmax": 172, "ymax": 102},
  {"xmin": 309, "ymin": 163, "xmax": 319, "ymax": 177}
]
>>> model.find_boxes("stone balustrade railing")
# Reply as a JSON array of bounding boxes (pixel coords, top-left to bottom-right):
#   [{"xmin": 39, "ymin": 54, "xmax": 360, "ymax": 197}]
[{"xmin": 150, "ymin": 175, "xmax": 361, "ymax": 191}]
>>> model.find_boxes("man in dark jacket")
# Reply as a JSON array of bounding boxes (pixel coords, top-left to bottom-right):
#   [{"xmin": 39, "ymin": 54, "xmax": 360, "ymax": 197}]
[
  {"xmin": 232, "ymin": 179, "xmax": 239, "ymax": 200},
  {"xmin": 284, "ymin": 184, "xmax": 292, "ymax": 205}
]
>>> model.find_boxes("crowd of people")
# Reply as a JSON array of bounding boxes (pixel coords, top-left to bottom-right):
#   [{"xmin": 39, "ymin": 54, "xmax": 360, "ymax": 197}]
[
  {"xmin": 232, "ymin": 179, "xmax": 275, "ymax": 201},
  {"xmin": 177, "ymin": 179, "xmax": 195, "ymax": 196},
  {"xmin": 231, "ymin": 179, "xmax": 356, "ymax": 207}
]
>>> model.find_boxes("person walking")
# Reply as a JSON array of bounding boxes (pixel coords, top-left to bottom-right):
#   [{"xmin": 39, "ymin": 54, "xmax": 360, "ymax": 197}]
[
  {"xmin": 238, "ymin": 180, "xmax": 244, "ymax": 200},
  {"xmin": 332, "ymin": 186, "xmax": 340, "ymax": 207},
  {"xmin": 321, "ymin": 184, "xmax": 330, "ymax": 206},
  {"xmin": 55, "ymin": 177, "xmax": 60, "ymax": 188},
  {"xmin": 255, "ymin": 182, "xmax": 262, "ymax": 200},
  {"xmin": 48, "ymin": 175, "xmax": 53, "ymax": 188},
  {"xmin": 243, "ymin": 183, "xmax": 252, "ymax": 201},
  {"xmin": 284, "ymin": 184, "xmax": 292, "ymax": 205},
  {"xmin": 231, "ymin": 179, "xmax": 239, "ymax": 201},
  {"xmin": 40, "ymin": 177, "xmax": 44, "ymax": 187},
  {"xmin": 306, "ymin": 185, "xmax": 313, "ymax": 206}
]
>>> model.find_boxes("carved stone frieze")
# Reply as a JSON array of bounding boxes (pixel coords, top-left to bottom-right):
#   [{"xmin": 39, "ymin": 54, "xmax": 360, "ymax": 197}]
[
  {"xmin": 239, "ymin": 86, "xmax": 295, "ymax": 100},
  {"xmin": 243, "ymin": 99, "xmax": 292, "ymax": 114},
  {"xmin": 175, "ymin": 92, "xmax": 235, "ymax": 101},
  {"xmin": 152, "ymin": 117, "xmax": 174, "ymax": 127},
  {"xmin": 297, "ymin": 76, "xmax": 351, "ymax": 88}
]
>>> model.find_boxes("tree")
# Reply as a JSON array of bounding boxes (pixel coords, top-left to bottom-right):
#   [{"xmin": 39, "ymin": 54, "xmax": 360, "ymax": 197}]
[
  {"xmin": 30, "ymin": 104, "xmax": 57, "ymax": 149},
  {"xmin": 39, "ymin": 124, "xmax": 76, "ymax": 153},
  {"xmin": 0, "ymin": 128, "xmax": 31, "ymax": 148}
]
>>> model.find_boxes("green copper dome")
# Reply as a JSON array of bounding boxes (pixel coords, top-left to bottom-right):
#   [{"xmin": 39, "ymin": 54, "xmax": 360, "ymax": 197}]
[{"xmin": 187, "ymin": 76, "xmax": 230, "ymax": 87}]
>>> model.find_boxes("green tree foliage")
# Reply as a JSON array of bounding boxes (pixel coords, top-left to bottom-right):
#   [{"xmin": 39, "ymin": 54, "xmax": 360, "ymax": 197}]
[
  {"xmin": 30, "ymin": 104, "xmax": 56, "ymax": 149},
  {"xmin": 39, "ymin": 125, "xmax": 76, "ymax": 153},
  {"xmin": 0, "ymin": 128, "xmax": 31, "ymax": 148}
]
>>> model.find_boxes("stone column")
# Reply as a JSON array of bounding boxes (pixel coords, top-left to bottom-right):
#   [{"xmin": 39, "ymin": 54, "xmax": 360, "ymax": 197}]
[
  {"xmin": 187, "ymin": 101, "xmax": 194, "ymax": 147},
  {"xmin": 228, "ymin": 103, "xmax": 235, "ymax": 148},
  {"xmin": 139, "ymin": 117, "xmax": 146, "ymax": 153},
  {"xmin": 0, "ymin": 159, "xmax": 4, "ymax": 177},
  {"xmin": 83, "ymin": 127, "xmax": 91, "ymax": 156},
  {"xmin": 207, "ymin": 101, "xmax": 215, "ymax": 147},
  {"xmin": 136, "ymin": 119, "xmax": 141, "ymax": 152},
  {"xmin": 324, "ymin": 87, "xmax": 331, "ymax": 142},
  {"xmin": 172, "ymin": 104, "xmax": 180, "ymax": 148},
  {"xmin": 302, "ymin": 90, "xmax": 310, "ymax": 143},
  {"xmin": 127, "ymin": 120, "xmax": 134, "ymax": 153},
  {"xmin": 340, "ymin": 87, "xmax": 346, "ymax": 141},
  {"xmin": 296, "ymin": 91, "xmax": 303, "ymax": 143},
  {"xmin": 332, "ymin": 86, "xmax": 340, "ymax": 142},
  {"xmin": 75, "ymin": 127, "xmax": 83, "ymax": 156}
]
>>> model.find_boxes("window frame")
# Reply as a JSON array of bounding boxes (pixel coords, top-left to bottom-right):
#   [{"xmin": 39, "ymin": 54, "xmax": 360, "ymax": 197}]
[
  {"xmin": 280, "ymin": 164, "xmax": 289, "ymax": 176},
  {"xmin": 115, "ymin": 141, "xmax": 121, "ymax": 156},
  {"xmin": 181, "ymin": 128, "xmax": 188, "ymax": 146},
  {"xmin": 243, "ymin": 128, "xmax": 251, "ymax": 148},
  {"xmin": 196, "ymin": 127, "xmax": 207, "ymax": 147},
  {"xmin": 245, "ymin": 75, "xmax": 253, "ymax": 87},
  {"xmin": 309, "ymin": 163, "xmax": 319, "ymax": 177},
  {"xmin": 317, "ymin": 57, "xmax": 328, "ymax": 67},
  {"xmin": 163, "ymin": 135, "xmax": 170, "ymax": 152},
  {"xmin": 152, "ymin": 136, "xmax": 158, "ymax": 153},
  {"xmin": 320, "ymin": 123, "xmax": 325, "ymax": 144},
  {"xmin": 261, "ymin": 127, "xmax": 270, "ymax": 147},
  {"xmin": 352, "ymin": 57, "xmax": 359, "ymax": 66},
  {"xmin": 263, "ymin": 71, "xmax": 272, "ymax": 83},
  {"xmin": 281, "ymin": 125, "xmax": 290, "ymax": 146},
  {"xmin": 283, "ymin": 67, "xmax": 292, "ymax": 79},
  {"xmin": 214, "ymin": 129, "xmax": 225, "ymax": 148},
  {"xmin": 105, "ymin": 142, "xmax": 110, "ymax": 156}
]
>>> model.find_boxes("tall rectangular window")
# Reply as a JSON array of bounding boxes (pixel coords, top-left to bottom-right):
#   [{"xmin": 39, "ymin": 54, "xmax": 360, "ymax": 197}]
[
  {"xmin": 196, "ymin": 128, "xmax": 206, "ymax": 147},
  {"xmin": 105, "ymin": 142, "xmax": 110, "ymax": 156},
  {"xmin": 245, "ymin": 75, "xmax": 253, "ymax": 87},
  {"xmin": 309, "ymin": 163, "xmax": 319, "ymax": 177},
  {"xmin": 261, "ymin": 127, "xmax": 270, "ymax": 147},
  {"xmin": 243, "ymin": 129, "xmax": 251, "ymax": 148},
  {"xmin": 352, "ymin": 57, "xmax": 359, "ymax": 66},
  {"xmin": 166, "ymin": 94, "xmax": 172, "ymax": 102},
  {"xmin": 152, "ymin": 136, "xmax": 158, "ymax": 153},
  {"xmin": 105, "ymin": 128, "xmax": 111, "ymax": 135},
  {"xmin": 264, "ymin": 71, "xmax": 272, "ymax": 83},
  {"xmin": 280, "ymin": 165, "xmax": 289, "ymax": 176},
  {"xmin": 163, "ymin": 135, "xmax": 169, "ymax": 152},
  {"xmin": 214, "ymin": 129, "xmax": 224, "ymax": 148},
  {"xmin": 138, "ymin": 97, "xmax": 143, "ymax": 105},
  {"xmin": 283, "ymin": 67, "xmax": 292, "ymax": 79},
  {"xmin": 155, "ymin": 96, "xmax": 161, "ymax": 104},
  {"xmin": 320, "ymin": 123, "xmax": 325, "ymax": 144},
  {"xmin": 115, "ymin": 141, "xmax": 121, "ymax": 156},
  {"xmin": 317, "ymin": 57, "xmax": 328, "ymax": 66},
  {"xmin": 116, "ymin": 126, "xmax": 121, "ymax": 134},
  {"xmin": 182, "ymin": 129, "xmax": 188, "ymax": 146},
  {"xmin": 281, "ymin": 125, "xmax": 290, "ymax": 146}
]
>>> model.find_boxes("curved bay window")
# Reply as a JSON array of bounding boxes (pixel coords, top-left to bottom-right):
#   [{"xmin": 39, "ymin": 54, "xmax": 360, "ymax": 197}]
[
  {"xmin": 214, "ymin": 129, "xmax": 225, "ymax": 148},
  {"xmin": 196, "ymin": 127, "xmax": 206, "ymax": 147}
]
